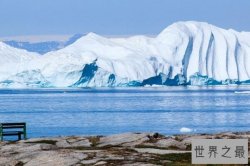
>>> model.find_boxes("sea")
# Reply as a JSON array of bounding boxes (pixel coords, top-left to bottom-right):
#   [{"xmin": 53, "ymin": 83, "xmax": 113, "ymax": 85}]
[{"xmin": 0, "ymin": 86, "xmax": 250, "ymax": 138}]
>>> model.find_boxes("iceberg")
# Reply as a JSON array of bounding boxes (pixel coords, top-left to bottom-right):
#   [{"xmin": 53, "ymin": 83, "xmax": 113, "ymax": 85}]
[
  {"xmin": 180, "ymin": 127, "xmax": 193, "ymax": 133},
  {"xmin": 234, "ymin": 91, "xmax": 250, "ymax": 94},
  {"xmin": 0, "ymin": 21, "xmax": 250, "ymax": 88}
]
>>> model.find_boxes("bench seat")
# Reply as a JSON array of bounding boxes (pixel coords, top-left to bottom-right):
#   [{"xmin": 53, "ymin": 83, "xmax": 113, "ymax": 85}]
[{"xmin": 2, "ymin": 131, "xmax": 24, "ymax": 136}]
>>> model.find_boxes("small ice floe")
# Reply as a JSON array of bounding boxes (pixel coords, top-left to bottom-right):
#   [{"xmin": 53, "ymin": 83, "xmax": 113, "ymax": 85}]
[
  {"xmin": 180, "ymin": 127, "xmax": 193, "ymax": 133},
  {"xmin": 234, "ymin": 91, "xmax": 250, "ymax": 94},
  {"xmin": 144, "ymin": 84, "xmax": 165, "ymax": 87}
]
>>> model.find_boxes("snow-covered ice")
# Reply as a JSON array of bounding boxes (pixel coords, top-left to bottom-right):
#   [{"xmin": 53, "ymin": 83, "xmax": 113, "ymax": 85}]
[
  {"xmin": 234, "ymin": 91, "xmax": 250, "ymax": 94},
  {"xmin": 0, "ymin": 21, "xmax": 250, "ymax": 88},
  {"xmin": 180, "ymin": 127, "xmax": 193, "ymax": 133}
]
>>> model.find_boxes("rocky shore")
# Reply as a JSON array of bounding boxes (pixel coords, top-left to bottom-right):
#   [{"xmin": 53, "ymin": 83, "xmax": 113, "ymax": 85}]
[{"xmin": 0, "ymin": 132, "xmax": 250, "ymax": 166}]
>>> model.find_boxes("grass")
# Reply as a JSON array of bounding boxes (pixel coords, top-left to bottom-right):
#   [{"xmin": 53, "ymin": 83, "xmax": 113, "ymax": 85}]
[
  {"xmin": 64, "ymin": 145, "xmax": 124, "ymax": 151},
  {"xmin": 14, "ymin": 161, "xmax": 24, "ymax": 166},
  {"xmin": 159, "ymin": 153, "xmax": 192, "ymax": 163},
  {"xmin": 134, "ymin": 144, "xmax": 191, "ymax": 151},
  {"xmin": 134, "ymin": 144, "xmax": 169, "ymax": 149},
  {"xmin": 174, "ymin": 136, "xmax": 183, "ymax": 142},
  {"xmin": 185, "ymin": 144, "xmax": 191, "ymax": 150},
  {"xmin": 156, "ymin": 153, "xmax": 249, "ymax": 166},
  {"xmin": 87, "ymin": 136, "xmax": 101, "ymax": 147},
  {"xmin": 64, "ymin": 146, "xmax": 97, "ymax": 150},
  {"xmin": 5, "ymin": 141, "xmax": 19, "ymax": 145},
  {"xmin": 25, "ymin": 140, "xmax": 57, "ymax": 145}
]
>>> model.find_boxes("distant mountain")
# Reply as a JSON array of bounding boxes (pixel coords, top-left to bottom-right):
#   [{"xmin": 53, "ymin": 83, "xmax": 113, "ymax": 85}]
[
  {"xmin": 3, "ymin": 34, "xmax": 83, "ymax": 54},
  {"xmin": 0, "ymin": 21, "xmax": 249, "ymax": 88}
]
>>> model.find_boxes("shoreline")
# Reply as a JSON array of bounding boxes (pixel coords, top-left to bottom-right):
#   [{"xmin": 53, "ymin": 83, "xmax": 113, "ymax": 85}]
[
  {"xmin": 19, "ymin": 130, "xmax": 250, "ymax": 139},
  {"xmin": 0, "ymin": 132, "xmax": 249, "ymax": 166}
]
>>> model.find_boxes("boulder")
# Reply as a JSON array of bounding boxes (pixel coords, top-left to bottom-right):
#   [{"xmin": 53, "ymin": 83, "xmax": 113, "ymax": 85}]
[{"xmin": 155, "ymin": 138, "xmax": 187, "ymax": 150}]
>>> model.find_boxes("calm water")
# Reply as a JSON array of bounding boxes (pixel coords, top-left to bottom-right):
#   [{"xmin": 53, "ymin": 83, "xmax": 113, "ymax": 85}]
[{"xmin": 0, "ymin": 86, "xmax": 250, "ymax": 138}]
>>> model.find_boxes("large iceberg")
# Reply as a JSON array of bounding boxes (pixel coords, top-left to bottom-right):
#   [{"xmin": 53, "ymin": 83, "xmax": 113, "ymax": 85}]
[{"xmin": 0, "ymin": 21, "xmax": 250, "ymax": 88}]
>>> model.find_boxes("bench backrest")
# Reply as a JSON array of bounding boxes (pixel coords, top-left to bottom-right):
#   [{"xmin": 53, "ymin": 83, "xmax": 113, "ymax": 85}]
[{"xmin": 0, "ymin": 123, "xmax": 26, "ymax": 129}]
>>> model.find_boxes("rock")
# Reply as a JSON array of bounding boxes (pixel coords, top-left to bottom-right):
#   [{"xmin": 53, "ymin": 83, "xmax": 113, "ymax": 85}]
[
  {"xmin": 24, "ymin": 151, "xmax": 80, "ymax": 166},
  {"xmin": 70, "ymin": 139, "xmax": 91, "ymax": 147},
  {"xmin": 155, "ymin": 138, "xmax": 187, "ymax": 150},
  {"xmin": 81, "ymin": 158, "xmax": 100, "ymax": 165},
  {"xmin": 23, "ymin": 150, "xmax": 88, "ymax": 166},
  {"xmin": 56, "ymin": 137, "xmax": 91, "ymax": 148},
  {"xmin": 40, "ymin": 144, "xmax": 58, "ymax": 151},
  {"xmin": 56, "ymin": 140, "xmax": 72, "ymax": 148},
  {"xmin": 75, "ymin": 164, "xmax": 83, "ymax": 166},
  {"xmin": 134, "ymin": 148, "xmax": 191, "ymax": 155},
  {"xmin": 0, "ymin": 158, "xmax": 21, "ymax": 166},
  {"xmin": 181, "ymin": 135, "xmax": 212, "ymax": 144},
  {"xmin": 94, "ymin": 161, "xmax": 107, "ymax": 165},
  {"xmin": 152, "ymin": 133, "xmax": 160, "ymax": 139},
  {"xmin": 98, "ymin": 133, "xmax": 150, "ymax": 147},
  {"xmin": 0, "ymin": 132, "xmax": 249, "ymax": 166},
  {"xmin": 70, "ymin": 152, "xmax": 88, "ymax": 160}
]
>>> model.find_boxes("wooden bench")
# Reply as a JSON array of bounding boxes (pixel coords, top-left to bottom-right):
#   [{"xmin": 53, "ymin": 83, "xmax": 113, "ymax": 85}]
[{"xmin": 0, "ymin": 123, "xmax": 27, "ymax": 141}]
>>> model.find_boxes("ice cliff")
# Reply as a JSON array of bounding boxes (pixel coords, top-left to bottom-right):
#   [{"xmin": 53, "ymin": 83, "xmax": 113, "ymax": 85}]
[{"xmin": 0, "ymin": 21, "xmax": 249, "ymax": 88}]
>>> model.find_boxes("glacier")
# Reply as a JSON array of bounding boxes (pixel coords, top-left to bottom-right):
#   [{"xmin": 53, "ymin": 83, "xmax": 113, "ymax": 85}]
[{"xmin": 0, "ymin": 21, "xmax": 250, "ymax": 88}]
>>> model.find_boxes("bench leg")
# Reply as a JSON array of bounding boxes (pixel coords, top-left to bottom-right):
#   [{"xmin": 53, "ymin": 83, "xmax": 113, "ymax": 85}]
[
  {"xmin": 18, "ymin": 133, "xmax": 21, "ymax": 140},
  {"xmin": 24, "ymin": 125, "xmax": 27, "ymax": 140},
  {"xmin": 24, "ymin": 132, "xmax": 27, "ymax": 140},
  {"xmin": 0, "ymin": 128, "xmax": 2, "ymax": 141}
]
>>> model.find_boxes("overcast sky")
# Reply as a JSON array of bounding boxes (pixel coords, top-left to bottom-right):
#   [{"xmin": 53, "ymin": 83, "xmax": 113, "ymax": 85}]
[{"xmin": 0, "ymin": 0, "xmax": 250, "ymax": 37}]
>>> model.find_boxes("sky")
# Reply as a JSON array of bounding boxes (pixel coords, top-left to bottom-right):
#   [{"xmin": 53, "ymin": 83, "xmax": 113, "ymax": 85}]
[{"xmin": 0, "ymin": 0, "xmax": 250, "ymax": 37}]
